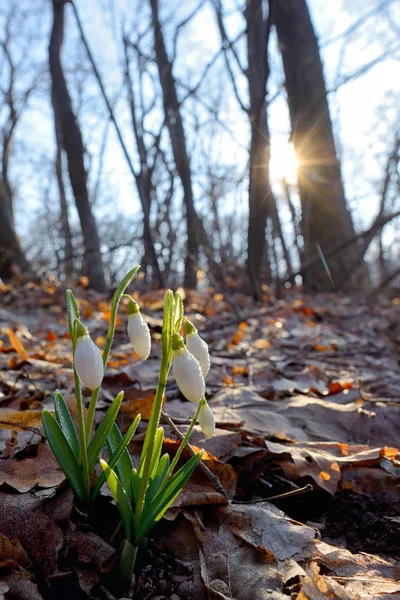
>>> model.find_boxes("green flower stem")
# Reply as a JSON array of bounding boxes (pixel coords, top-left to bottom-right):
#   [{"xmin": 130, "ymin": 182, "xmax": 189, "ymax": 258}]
[
  {"xmin": 134, "ymin": 291, "xmax": 182, "ymax": 539},
  {"xmin": 74, "ymin": 369, "xmax": 91, "ymax": 504},
  {"xmin": 134, "ymin": 365, "xmax": 169, "ymax": 535},
  {"xmin": 85, "ymin": 266, "xmax": 140, "ymax": 442},
  {"xmin": 165, "ymin": 397, "xmax": 204, "ymax": 481}
]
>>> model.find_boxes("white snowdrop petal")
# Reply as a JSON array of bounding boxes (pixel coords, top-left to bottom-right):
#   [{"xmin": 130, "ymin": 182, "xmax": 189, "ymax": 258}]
[
  {"xmin": 186, "ymin": 332, "xmax": 210, "ymax": 377},
  {"xmin": 127, "ymin": 312, "xmax": 151, "ymax": 359},
  {"xmin": 199, "ymin": 403, "xmax": 215, "ymax": 438},
  {"xmin": 74, "ymin": 335, "xmax": 104, "ymax": 390},
  {"xmin": 173, "ymin": 348, "xmax": 205, "ymax": 403}
]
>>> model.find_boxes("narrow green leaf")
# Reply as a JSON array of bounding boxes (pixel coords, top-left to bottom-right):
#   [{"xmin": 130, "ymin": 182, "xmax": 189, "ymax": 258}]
[
  {"xmin": 100, "ymin": 459, "xmax": 134, "ymax": 541},
  {"xmin": 146, "ymin": 453, "xmax": 170, "ymax": 504},
  {"xmin": 131, "ymin": 467, "xmax": 141, "ymax": 505},
  {"xmin": 148, "ymin": 427, "xmax": 164, "ymax": 481},
  {"xmin": 136, "ymin": 451, "xmax": 203, "ymax": 542},
  {"xmin": 42, "ymin": 410, "xmax": 86, "ymax": 503},
  {"xmin": 87, "ymin": 391, "xmax": 124, "ymax": 472},
  {"xmin": 161, "ymin": 290, "xmax": 174, "ymax": 360},
  {"xmin": 66, "ymin": 289, "xmax": 80, "ymax": 346},
  {"xmin": 174, "ymin": 292, "xmax": 183, "ymax": 333},
  {"xmin": 107, "ymin": 421, "xmax": 134, "ymax": 487},
  {"xmin": 92, "ymin": 416, "xmax": 139, "ymax": 501},
  {"xmin": 54, "ymin": 390, "xmax": 80, "ymax": 459}
]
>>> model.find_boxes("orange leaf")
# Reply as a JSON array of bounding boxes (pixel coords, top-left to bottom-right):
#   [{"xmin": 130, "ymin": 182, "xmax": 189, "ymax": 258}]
[
  {"xmin": 232, "ymin": 365, "xmax": 249, "ymax": 376},
  {"xmin": 46, "ymin": 330, "xmax": 57, "ymax": 342},
  {"xmin": 252, "ymin": 339, "xmax": 271, "ymax": 349},
  {"xmin": 95, "ymin": 336, "xmax": 107, "ymax": 347},
  {"xmin": 7, "ymin": 329, "xmax": 28, "ymax": 361},
  {"xmin": 103, "ymin": 310, "xmax": 121, "ymax": 327},
  {"xmin": 230, "ymin": 321, "xmax": 248, "ymax": 346},
  {"xmin": 120, "ymin": 393, "xmax": 165, "ymax": 421},
  {"xmin": 0, "ymin": 410, "xmax": 42, "ymax": 431}
]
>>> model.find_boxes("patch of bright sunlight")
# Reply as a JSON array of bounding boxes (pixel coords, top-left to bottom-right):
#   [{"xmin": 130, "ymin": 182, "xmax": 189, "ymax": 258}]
[{"xmin": 270, "ymin": 136, "xmax": 299, "ymax": 185}]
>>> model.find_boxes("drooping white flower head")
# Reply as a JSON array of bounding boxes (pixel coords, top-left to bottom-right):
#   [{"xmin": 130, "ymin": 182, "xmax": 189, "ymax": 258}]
[
  {"xmin": 172, "ymin": 333, "xmax": 205, "ymax": 403},
  {"xmin": 198, "ymin": 401, "xmax": 215, "ymax": 438},
  {"xmin": 74, "ymin": 322, "xmax": 104, "ymax": 390},
  {"xmin": 184, "ymin": 320, "xmax": 210, "ymax": 378},
  {"xmin": 127, "ymin": 299, "xmax": 151, "ymax": 360}
]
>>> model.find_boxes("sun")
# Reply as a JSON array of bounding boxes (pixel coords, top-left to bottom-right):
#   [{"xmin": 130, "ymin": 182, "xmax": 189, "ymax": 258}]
[{"xmin": 270, "ymin": 136, "xmax": 299, "ymax": 185}]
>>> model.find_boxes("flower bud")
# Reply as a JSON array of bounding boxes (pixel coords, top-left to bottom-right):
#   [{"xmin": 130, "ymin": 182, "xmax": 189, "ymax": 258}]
[
  {"xmin": 172, "ymin": 333, "xmax": 205, "ymax": 403},
  {"xmin": 127, "ymin": 299, "xmax": 151, "ymax": 360},
  {"xmin": 184, "ymin": 321, "xmax": 210, "ymax": 378},
  {"xmin": 198, "ymin": 401, "xmax": 215, "ymax": 438},
  {"xmin": 74, "ymin": 324, "xmax": 104, "ymax": 390}
]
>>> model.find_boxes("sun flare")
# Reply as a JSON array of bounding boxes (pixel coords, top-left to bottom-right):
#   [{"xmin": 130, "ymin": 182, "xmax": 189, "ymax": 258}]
[{"xmin": 270, "ymin": 137, "xmax": 299, "ymax": 185}]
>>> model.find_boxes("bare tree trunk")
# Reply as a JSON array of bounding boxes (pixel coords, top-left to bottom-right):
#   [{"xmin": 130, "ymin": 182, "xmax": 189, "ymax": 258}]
[
  {"xmin": 123, "ymin": 40, "xmax": 164, "ymax": 287},
  {"xmin": 53, "ymin": 107, "xmax": 74, "ymax": 283},
  {"xmin": 0, "ymin": 185, "xmax": 31, "ymax": 280},
  {"xmin": 245, "ymin": 0, "xmax": 275, "ymax": 291},
  {"xmin": 215, "ymin": 0, "xmax": 276, "ymax": 295},
  {"xmin": 149, "ymin": 0, "xmax": 199, "ymax": 288},
  {"xmin": 274, "ymin": 0, "xmax": 358, "ymax": 290},
  {"xmin": 49, "ymin": 0, "xmax": 106, "ymax": 291},
  {"xmin": 271, "ymin": 199, "xmax": 293, "ymax": 278}
]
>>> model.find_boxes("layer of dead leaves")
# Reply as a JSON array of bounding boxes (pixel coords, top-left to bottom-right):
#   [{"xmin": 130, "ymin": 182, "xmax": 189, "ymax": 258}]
[{"xmin": 1, "ymin": 281, "xmax": 400, "ymax": 599}]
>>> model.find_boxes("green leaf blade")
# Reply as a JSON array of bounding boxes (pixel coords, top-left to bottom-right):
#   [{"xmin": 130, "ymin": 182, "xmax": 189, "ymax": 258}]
[
  {"xmin": 136, "ymin": 451, "xmax": 203, "ymax": 543},
  {"xmin": 87, "ymin": 391, "xmax": 124, "ymax": 472},
  {"xmin": 92, "ymin": 416, "xmax": 139, "ymax": 501},
  {"xmin": 54, "ymin": 390, "xmax": 80, "ymax": 459},
  {"xmin": 42, "ymin": 410, "xmax": 86, "ymax": 503},
  {"xmin": 100, "ymin": 459, "xmax": 134, "ymax": 541}
]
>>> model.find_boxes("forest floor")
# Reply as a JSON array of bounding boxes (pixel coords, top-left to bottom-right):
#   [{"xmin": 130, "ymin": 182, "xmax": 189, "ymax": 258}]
[{"xmin": 1, "ymin": 280, "xmax": 400, "ymax": 600}]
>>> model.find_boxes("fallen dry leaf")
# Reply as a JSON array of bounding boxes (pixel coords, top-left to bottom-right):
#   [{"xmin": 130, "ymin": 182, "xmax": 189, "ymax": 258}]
[
  {"xmin": 0, "ymin": 492, "xmax": 63, "ymax": 577},
  {"xmin": 0, "ymin": 409, "xmax": 42, "ymax": 431},
  {"xmin": 0, "ymin": 533, "xmax": 29, "ymax": 567},
  {"xmin": 7, "ymin": 329, "xmax": 28, "ymax": 361},
  {"xmin": 0, "ymin": 442, "xmax": 65, "ymax": 493},
  {"xmin": 216, "ymin": 502, "xmax": 316, "ymax": 561},
  {"xmin": 296, "ymin": 562, "xmax": 356, "ymax": 599}
]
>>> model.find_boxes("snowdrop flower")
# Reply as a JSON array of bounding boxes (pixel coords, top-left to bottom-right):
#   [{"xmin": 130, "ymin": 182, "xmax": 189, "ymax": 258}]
[
  {"xmin": 127, "ymin": 299, "xmax": 151, "ymax": 360},
  {"xmin": 74, "ymin": 321, "xmax": 104, "ymax": 390},
  {"xmin": 172, "ymin": 333, "xmax": 205, "ymax": 403},
  {"xmin": 184, "ymin": 319, "xmax": 210, "ymax": 377},
  {"xmin": 198, "ymin": 401, "xmax": 215, "ymax": 439}
]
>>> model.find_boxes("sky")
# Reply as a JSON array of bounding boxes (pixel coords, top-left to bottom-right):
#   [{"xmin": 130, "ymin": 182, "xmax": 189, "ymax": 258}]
[{"xmin": 2, "ymin": 0, "xmax": 400, "ymax": 264}]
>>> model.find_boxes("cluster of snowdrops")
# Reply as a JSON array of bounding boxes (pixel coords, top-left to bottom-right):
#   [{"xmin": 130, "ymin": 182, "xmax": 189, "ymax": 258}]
[{"xmin": 42, "ymin": 267, "xmax": 214, "ymax": 581}]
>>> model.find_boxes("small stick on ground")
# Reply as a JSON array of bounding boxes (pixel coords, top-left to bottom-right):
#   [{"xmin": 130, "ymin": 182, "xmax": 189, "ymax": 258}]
[
  {"xmin": 161, "ymin": 410, "xmax": 230, "ymax": 500},
  {"xmin": 232, "ymin": 483, "xmax": 313, "ymax": 505}
]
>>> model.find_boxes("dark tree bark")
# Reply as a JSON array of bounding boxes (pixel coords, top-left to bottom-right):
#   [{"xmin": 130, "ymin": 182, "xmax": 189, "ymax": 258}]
[
  {"xmin": 149, "ymin": 0, "xmax": 199, "ymax": 288},
  {"xmin": 274, "ymin": 0, "xmax": 359, "ymax": 289},
  {"xmin": 245, "ymin": 0, "xmax": 275, "ymax": 291},
  {"xmin": 53, "ymin": 109, "xmax": 74, "ymax": 283},
  {"xmin": 0, "ymin": 184, "xmax": 31, "ymax": 280},
  {"xmin": 49, "ymin": 0, "xmax": 106, "ymax": 291},
  {"xmin": 123, "ymin": 39, "xmax": 164, "ymax": 287},
  {"xmin": 215, "ymin": 0, "xmax": 276, "ymax": 295}
]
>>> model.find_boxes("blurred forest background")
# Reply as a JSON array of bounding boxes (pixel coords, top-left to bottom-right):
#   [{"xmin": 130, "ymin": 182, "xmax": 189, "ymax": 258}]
[{"xmin": 1, "ymin": 0, "xmax": 400, "ymax": 296}]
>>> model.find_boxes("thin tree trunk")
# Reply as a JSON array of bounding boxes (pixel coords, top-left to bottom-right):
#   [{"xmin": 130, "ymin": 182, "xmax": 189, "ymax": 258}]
[
  {"xmin": 53, "ymin": 108, "xmax": 74, "ymax": 282},
  {"xmin": 274, "ymin": 0, "xmax": 359, "ymax": 290},
  {"xmin": 123, "ymin": 40, "xmax": 164, "ymax": 286},
  {"xmin": 271, "ymin": 199, "xmax": 293, "ymax": 278},
  {"xmin": 49, "ymin": 0, "xmax": 106, "ymax": 291},
  {"xmin": 245, "ymin": 0, "xmax": 275, "ymax": 291},
  {"xmin": 149, "ymin": 0, "xmax": 199, "ymax": 288},
  {"xmin": 0, "ymin": 185, "xmax": 31, "ymax": 280}
]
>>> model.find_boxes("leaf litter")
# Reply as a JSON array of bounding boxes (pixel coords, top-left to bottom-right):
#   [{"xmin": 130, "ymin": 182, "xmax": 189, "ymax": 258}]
[{"xmin": 1, "ymin": 283, "xmax": 400, "ymax": 598}]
